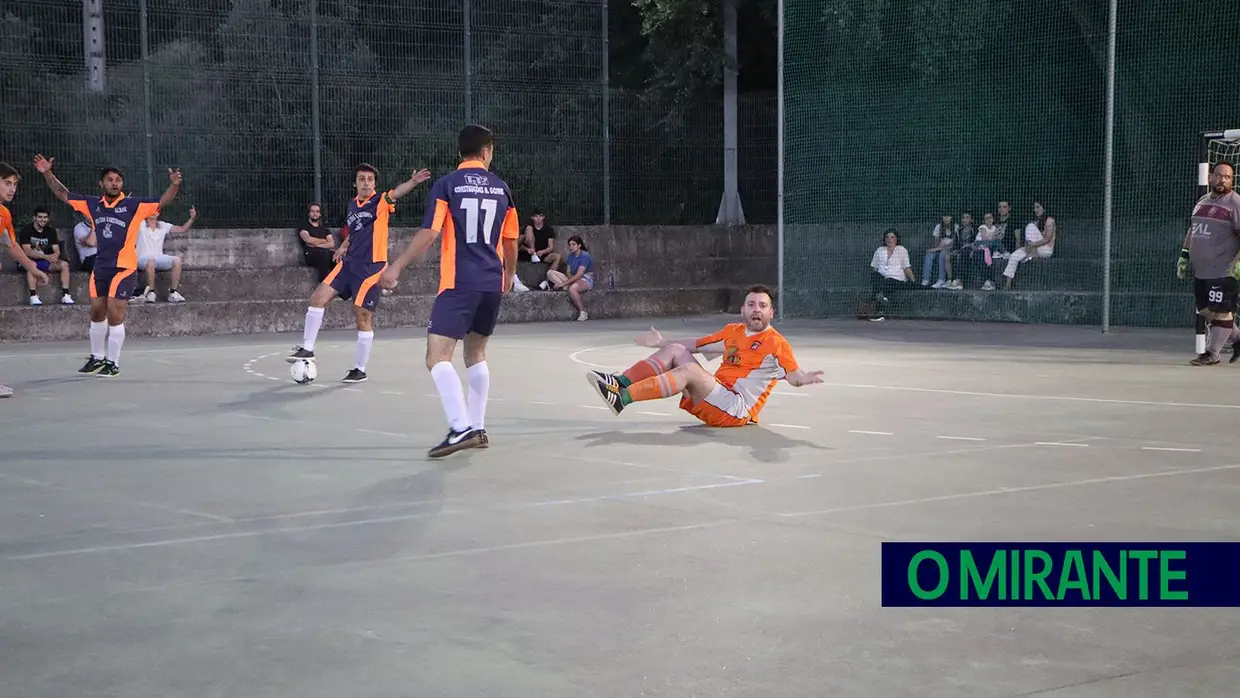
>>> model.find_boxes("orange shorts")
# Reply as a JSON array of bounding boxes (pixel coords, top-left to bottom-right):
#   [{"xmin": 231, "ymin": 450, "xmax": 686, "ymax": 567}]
[{"xmin": 679, "ymin": 383, "xmax": 752, "ymax": 428}]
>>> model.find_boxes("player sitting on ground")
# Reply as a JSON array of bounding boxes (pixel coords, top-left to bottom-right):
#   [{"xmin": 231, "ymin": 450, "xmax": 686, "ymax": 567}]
[
  {"xmin": 586, "ymin": 284, "xmax": 823, "ymax": 426},
  {"xmin": 1178, "ymin": 161, "xmax": 1240, "ymax": 366},
  {"xmin": 0, "ymin": 162, "xmax": 51, "ymax": 398},
  {"xmin": 287, "ymin": 163, "xmax": 431, "ymax": 382},
  {"xmin": 35, "ymin": 155, "xmax": 182, "ymax": 377},
  {"xmin": 380, "ymin": 124, "xmax": 520, "ymax": 458}
]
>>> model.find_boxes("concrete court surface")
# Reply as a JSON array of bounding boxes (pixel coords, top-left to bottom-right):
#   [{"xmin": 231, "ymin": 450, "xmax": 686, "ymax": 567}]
[{"xmin": 2, "ymin": 315, "xmax": 1240, "ymax": 698}]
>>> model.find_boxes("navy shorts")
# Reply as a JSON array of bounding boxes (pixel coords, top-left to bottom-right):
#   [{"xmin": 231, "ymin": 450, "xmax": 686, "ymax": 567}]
[
  {"xmin": 89, "ymin": 266, "xmax": 137, "ymax": 300},
  {"xmin": 33, "ymin": 259, "xmax": 51, "ymax": 272},
  {"xmin": 427, "ymin": 288, "xmax": 503, "ymax": 339},
  {"xmin": 325, "ymin": 260, "xmax": 385, "ymax": 311}
]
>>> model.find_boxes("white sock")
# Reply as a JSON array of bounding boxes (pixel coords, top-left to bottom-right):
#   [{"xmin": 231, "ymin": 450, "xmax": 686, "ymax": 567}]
[
  {"xmin": 106, "ymin": 323, "xmax": 125, "ymax": 363},
  {"xmin": 430, "ymin": 361, "xmax": 471, "ymax": 432},
  {"xmin": 467, "ymin": 361, "xmax": 490, "ymax": 430},
  {"xmin": 355, "ymin": 330, "xmax": 374, "ymax": 371},
  {"xmin": 302, "ymin": 307, "xmax": 325, "ymax": 351},
  {"xmin": 89, "ymin": 320, "xmax": 107, "ymax": 359}
]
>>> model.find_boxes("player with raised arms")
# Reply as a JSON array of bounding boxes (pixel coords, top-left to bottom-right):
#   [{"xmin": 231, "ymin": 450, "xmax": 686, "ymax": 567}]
[
  {"xmin": 35, "ymin": 155, "xmax": 182, "ymax": 377},
  {"xmin": 585, "ymin": 284, "xmax": 824, "ymax": 425},
  {"xmin": 380, "ymin": 124, "xmax": 520, "ymax": 458},
  {"xmin": 1178, "ymin": 161, "xmax": 1240, "ymax": 365},
  {"xmin": 287, "ymin": 163, "xmax": 431, "ymax": 382},
  {"xmin": 0, "ymin": 162, "xmax": 50, "ymax": 398}
]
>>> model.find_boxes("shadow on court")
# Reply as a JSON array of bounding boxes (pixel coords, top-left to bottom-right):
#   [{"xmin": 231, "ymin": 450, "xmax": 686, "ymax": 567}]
[{"xmin": 575, "ymin": 424, "xmax": 830, "ymax": 464}]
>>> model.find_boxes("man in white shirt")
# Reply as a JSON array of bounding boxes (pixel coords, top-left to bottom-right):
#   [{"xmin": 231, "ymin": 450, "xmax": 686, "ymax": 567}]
[
  {"xmin": 135, "ymin": 206, "xmax": 196, "ymax": 303},
  {"xmin": 72, "ymin": 213, "xmax": 97, "ymax": 272}
]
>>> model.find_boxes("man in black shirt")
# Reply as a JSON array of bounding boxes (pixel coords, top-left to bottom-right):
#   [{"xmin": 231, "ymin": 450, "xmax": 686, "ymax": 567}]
[
  {"xmin": 519, "ymin": 208, "xmax": 561, "ymax": 290},
  {"xmin": 18, "ymin": 207, "xmax": 73, "ymax": 305},
  {"xmin": 297, "ymin": 202, "xmax": 337, "ymax": 282}
]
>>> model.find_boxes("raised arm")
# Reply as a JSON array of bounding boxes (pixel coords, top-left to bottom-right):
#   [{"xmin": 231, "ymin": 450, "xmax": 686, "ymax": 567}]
[
  {"xmin": 171, "ymin": 206, "xmax": 197, "ymax": 234},
  {"xmin": 387, "ymin": 169, "xmax": 432, "ymax": 202},
  {"xmin": 33, "ymin": 154, "xmax": 70, "ymax": 204},
  {"xmin": 158, "ymin": 168, "xmax": 182, "ymax": 210}
]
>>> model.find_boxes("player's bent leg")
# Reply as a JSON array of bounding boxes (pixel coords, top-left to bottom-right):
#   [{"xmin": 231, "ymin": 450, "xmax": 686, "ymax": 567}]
[{"xmin": 587, "ymin": 362, "xmax": 713, "ymax": 416}]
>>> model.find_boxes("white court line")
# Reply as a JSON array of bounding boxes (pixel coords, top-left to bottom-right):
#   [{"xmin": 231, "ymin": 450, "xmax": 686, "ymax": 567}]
[
  {"xmin": 356, "ymin": 428, "xmax": 406, "ymax": 438},
  {"xmin": 636, "ymin": 410, "xmax": 670, "ymax": 416},
  {"xmin": 580, "ymin": 405, "xmax": 609, "ymax": 411},
  {"xmin": 529, "ymin": 400, "xmax": 555, "ymax": 405},
  {"xmin": 381, "ymin": 391, "xmax": 403, "ymax": 396},
  {"xmin": 1035, "ymin": 442, "xmax": 1090, "ymax": 448},
  {"xmin": 812, "ymin": 381, "xmax": 1240, "ymax": 411},
  {"xmin": 342, "ymin": 388, "xmax": 362, "ymax": 393},
  {"xmin": 795, "ymin": 473, "xmax": 822, "ymax": 479},
  {"xmin": 770, "ymin": 423, "xmax": 809, "ymax": 430},
  {"xmin": 849, "ymin": 430, "xmax": 892, "ymax": 436},
  {"xmin": 778, "ymin": 462, "xmax": 1240, "ymax": 518},
  {"xmin": 1142, "ymin": 447, "xmax": 1202, "ymax": 453},
  {"xmin": 5, "ymin": 479, "xmax": 766, "ymax": 561},
  {"xmin": 937, "ymin": 435, "xmax": 986, "ymax": 441},
  {"xmin": 567, "ymin": 343, "xmax": 638, "ymax": 370}
]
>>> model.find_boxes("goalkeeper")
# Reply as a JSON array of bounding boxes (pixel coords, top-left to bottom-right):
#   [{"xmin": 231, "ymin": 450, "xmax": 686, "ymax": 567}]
[{"xmin": 1178, "ymin": 162, "xmax": 1240, "ymax": 365}]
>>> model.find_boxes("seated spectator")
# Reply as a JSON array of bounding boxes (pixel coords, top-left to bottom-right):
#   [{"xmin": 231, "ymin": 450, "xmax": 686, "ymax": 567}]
[
  {"xmin": 544, "ymin": 234, "xmax": 594, "ymax": 321},
  {"xmin": 1002, "ymin": 201, "xmax": 1056, "ymax": 289},
  {"xmin": 134, "ymin": 207, "xmax": 196, "ymax": 303},
  {"xmin": 922, "ymin": 214, "xmax": 956, "ymax": 289},
  {"xmin": 298, "ymin": 203, "xmax": 336, "ymax": 282},
  {"xmin": 72, "ymin": 212, "xmax": 97, "ymax": 272},
  {"xmin": 960, "ymin": 212, "xmax": 1004, "ymax": 289},
  {"xmin": 869, "ymin": 228, "xmax": 914, "ymax": 321},
  {"xmin": 18, "ymin": 207, "xmax": 73, "ymax": 305},
  {"xmin": 519, "ymin": 208, "xmax": 559, "ymax": 292}
]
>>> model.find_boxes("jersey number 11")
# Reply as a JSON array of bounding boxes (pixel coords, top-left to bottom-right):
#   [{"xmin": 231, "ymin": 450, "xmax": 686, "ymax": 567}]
[{"xmin": 460, "ymin": 197, "xmax": 498, "ymax": 245}]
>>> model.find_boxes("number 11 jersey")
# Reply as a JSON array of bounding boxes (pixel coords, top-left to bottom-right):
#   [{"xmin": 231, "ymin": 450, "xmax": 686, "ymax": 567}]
[{"xmin": 422, "ymin": 159, "xmax": 520, "ymax": 295}]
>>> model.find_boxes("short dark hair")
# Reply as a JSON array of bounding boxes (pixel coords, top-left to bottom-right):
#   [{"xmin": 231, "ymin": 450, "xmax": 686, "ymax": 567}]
[
  {"xmin": 355, "ymin": 163, "xmax": 378, "ymax": 179},
  {"xmin": 567, "ymin": 234, "xmax": 587, "ymax": 251},
  {"xmin": 99, "ymin": 167, "xmax": 123, "ymax": 180},
  {"xmin": 33, "ymin": 206, "xmax": 49, "ymax": 216},
  {"xmin": 745, "ymin": 283, "xmax": 775, "ymax": 303},
  {"xmin": 458, "ymin": 124, "xmax": 493, "ymax": 159},
  {"xmin": 0, "ymin": 162, "xmax": 19, "ymax": 181},
  {"xmin": 883, "ymin": 228, "xmax": 900, "ymax": 243}
]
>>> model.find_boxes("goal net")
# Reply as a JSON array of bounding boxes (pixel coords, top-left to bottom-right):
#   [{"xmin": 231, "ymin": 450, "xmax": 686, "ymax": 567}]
[{"xmin": 1193, "ymin": 129, "xmax": 1240, "ymax": 353}]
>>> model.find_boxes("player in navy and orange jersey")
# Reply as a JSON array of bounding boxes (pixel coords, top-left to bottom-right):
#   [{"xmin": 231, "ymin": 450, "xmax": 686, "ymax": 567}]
[
  {"xmin": 34, "ymin": 155, "xmax": 182, "ymax": 377},
  {"xmin": 380, "ymin": 124, "xmax": 520, "ymax": 457},
  {"xmin": 0, "ymin": 162, "xmax": 50, "ymax": 398},
  {"xmin": 286, "ymin": 163, "xmax": 431, "ymax": 382},
  {"xmin": 586, "ymin": 284, "xmax": 824, "ymax": 426}
]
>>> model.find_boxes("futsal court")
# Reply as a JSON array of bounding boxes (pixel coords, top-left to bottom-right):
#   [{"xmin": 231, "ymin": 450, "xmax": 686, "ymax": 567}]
[{"xmin": 2, "ymin": 314, "xmax": 1239, "ymax": 697}]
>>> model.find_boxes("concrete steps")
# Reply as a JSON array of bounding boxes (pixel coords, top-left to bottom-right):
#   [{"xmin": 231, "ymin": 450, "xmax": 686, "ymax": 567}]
[{"xmin": 0, "ymin": 287, "xmax": 734, "ymax": 342}]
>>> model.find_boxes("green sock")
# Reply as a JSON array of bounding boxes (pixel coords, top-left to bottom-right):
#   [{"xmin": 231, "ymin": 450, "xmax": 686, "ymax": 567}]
[
  {"xmin": 619, "ymin": 388, "xmax": 633, "ymax": 405},
  {"xmin": 616, "ymin": 374, "xmax": 632, "ymax": 388}
]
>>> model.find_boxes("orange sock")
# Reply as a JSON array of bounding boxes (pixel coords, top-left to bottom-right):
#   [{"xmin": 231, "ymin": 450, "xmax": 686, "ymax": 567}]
[
  {"xmin": 620, "ymin": 355, "xmax": 666, "ymax": 387},
  {"xmin": 624, "ymin": 371, "xmax": 686, "ymax": 404}
]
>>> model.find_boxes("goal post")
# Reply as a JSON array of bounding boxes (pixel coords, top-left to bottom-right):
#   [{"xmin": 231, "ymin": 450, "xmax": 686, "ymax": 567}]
[{"xmin": 1195, "ymin": 129, "xmax": 1240, "ymax": 354}]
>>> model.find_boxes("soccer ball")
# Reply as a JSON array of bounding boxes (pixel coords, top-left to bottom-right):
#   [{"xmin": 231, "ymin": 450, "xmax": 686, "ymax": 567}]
[{"xmin": 290, "ymin": 359, "xmax": 317, "ymax": 384}]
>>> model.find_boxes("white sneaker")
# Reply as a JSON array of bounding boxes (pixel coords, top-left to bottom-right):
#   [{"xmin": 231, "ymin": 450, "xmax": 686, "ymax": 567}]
[
  {"xmin": 949, "ymin": 280, "xmax": 963, "ymax": 290},
  {"xmin": 982, "ymin": 280, "xmax": 995, "ymax": 290},
  {"xmin": 539, "ymin": 280, "xmax": 550, "ymax": 290},
  {"xmin": 921, "ymin": 280, "xmax": 930, "ymax": 287},
  {"xmin": 61, "ymin": 294, "xmax": 75, "ymax": 305},
  {"xmin": 931, "ymin": 280, "xmax": 946, "ymax": 289},
  {"xmin": 145, "ymin": 290, "xmax": 157, "ymax": 303},
  {"xmin": 577, "ymin": 311, "xmax": 589, "ymax": 321},
  {"xmin": 168, "ymin": 290, "xmax": 186, "ymax": 303},
  {"xmin": 0, "ymin": 384, "xmax": 12, "ymax": 398},
  {"xmin": 28, "ymin": 295, "xmax": 42, "ymax": 306},
  {"xmin": 512, "ymin": 277, "xmax": 530, "ymax": 292}
]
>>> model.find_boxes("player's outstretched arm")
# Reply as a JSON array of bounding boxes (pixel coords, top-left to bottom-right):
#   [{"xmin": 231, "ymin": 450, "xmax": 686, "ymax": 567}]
[
  {"xmin": 158, "ymin": 168, "xmax": 183, "ymax": 210},
  {"xmin": 33, "ymin": 155, "xmax": 71, "ymax": 204},
  {"xmin": 634, "ymin": 326, "xmax": 706, "ymax": 353},
  {"xmin": 785, "ymin": 369, "xmax": 824, "ymax": 387},
  {"xmin": 387, "ymin": 169, "xmax": 431, "ymax": 202},
  {"xmin": 0, "ymin": 236, "xmax": 49, "ymax": 286}
]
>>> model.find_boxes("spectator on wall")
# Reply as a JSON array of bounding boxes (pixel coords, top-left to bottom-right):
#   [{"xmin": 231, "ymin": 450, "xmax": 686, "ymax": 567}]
[
  {"xmin": 922, "ymin": 214, "xmax": 956, "ymax": 289},
  {"xmin": 134, "ymin": 207, "xmax": 195, "ymax": 303},
  {"xmin": 72, "ymin": 211, "xmax": 97, "ymax": 272},
  {"xmin": 298, "ymin": 202, "xmax": 337, "ymax": 282},
  {"xmin": 544, "ymin": 234, "xmax": 594, "ymax": 321},
  {"xmin": 1002, "ymin": 201, "xmax": 1056, "ymax": 289},
  {"xmin": 868, "ymin": 228, "xmax": 914, "ymax": 321},
  {"xmin": 18, "ymin": 207, "xmax": 73, "ymax": 305}
]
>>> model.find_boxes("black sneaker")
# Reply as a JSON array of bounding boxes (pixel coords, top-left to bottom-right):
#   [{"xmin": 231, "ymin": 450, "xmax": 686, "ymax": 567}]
[
  {"xmin": 1191, "ymin": 352, "xmax": 1220, "ymax": 366},
  {"xmin": 585, "ymin": 370, "xmax": 625, "ymax": 415},
  {"xmin": 1230, "ymin": 343, "xmax": 1240, "ymax": 364},
  {"xmin": 286, "ymin": 346, "xmax": 315, "ymax": 363},
  {"xmin": 96, "ymin": 360, "xmax": 120, "ymax": 377},
  {"xmin": 342, "ymin": 368, "xmax": 368, "ymax": 383},
  {"xmin": 78, "ymin": 356, "xmax": 106, "ymax": 374},
  {"xmin": 428, "ymin": 428, "xmax": 483, "ymax": 458}
]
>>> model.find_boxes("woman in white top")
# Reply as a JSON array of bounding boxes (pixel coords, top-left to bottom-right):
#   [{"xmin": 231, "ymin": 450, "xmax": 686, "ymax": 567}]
[
  {"xmin": 869, "ymin": 229, "xmax": 915, "ymax": 320},
  {"xmin": 1002, "ymin": 201, "xmax": 1056, "ymax": 288}
]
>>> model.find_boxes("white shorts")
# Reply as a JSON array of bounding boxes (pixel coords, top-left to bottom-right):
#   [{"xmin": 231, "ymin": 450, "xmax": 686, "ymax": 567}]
[{"xmin": 138, "ymin": 254, "xmax": 179, "ymax": 271}]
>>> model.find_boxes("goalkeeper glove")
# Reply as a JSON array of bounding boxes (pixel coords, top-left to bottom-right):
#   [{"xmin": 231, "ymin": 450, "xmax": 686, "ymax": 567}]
[
  {"xmin": 1230, "ymin": 259, "xmax": 1240, "ymax": 281},
  {"xmin": 1177, "ymin": 248, "xmax": 1190, "ymax": 279}
]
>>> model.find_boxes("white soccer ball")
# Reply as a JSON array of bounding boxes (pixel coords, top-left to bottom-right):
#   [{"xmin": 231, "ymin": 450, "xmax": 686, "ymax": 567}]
[{"xmin": 290, "ymin": 359, "xmax": 317, "ymax": 384}]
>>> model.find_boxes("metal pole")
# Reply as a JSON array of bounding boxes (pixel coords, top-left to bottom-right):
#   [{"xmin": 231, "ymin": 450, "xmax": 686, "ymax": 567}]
[
  {"xmin": 309, "ymin": 0, "xmax": 323, "ymax": 204},
  {"xmin": 776, "ymin": 0, "xmax": 784, "ymax": 320},
  {"xmin": 602, "ymin": 0, "xmax": 610, "ymax": 225},
  {"xmin": 463, "ymin": 0, "xmax": 472, "ymax": 122},
  {"xmin": 716, "ymin": 0, "xmax": 743, "ymax": 225},
  {"xmin": 82, "ymin": 0, "xmax": 105, "ymax": 93},
  {"xmin": 140, "ymin": 0, "xmax": 154, "ymax": 194},
  {"xmin": 1101, "ymin": 0, "xmax": 1116, "ymax": 334}
]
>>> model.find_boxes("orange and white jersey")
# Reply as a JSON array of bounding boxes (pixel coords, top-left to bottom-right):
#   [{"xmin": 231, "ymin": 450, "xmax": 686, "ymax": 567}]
[
  {"xmin": 0, "ymin": 204, "xmax": 14, "ymax": 246},
  {"xmin": 693, "ymin": 323, "xmax": 800, "ymax": 420}
]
